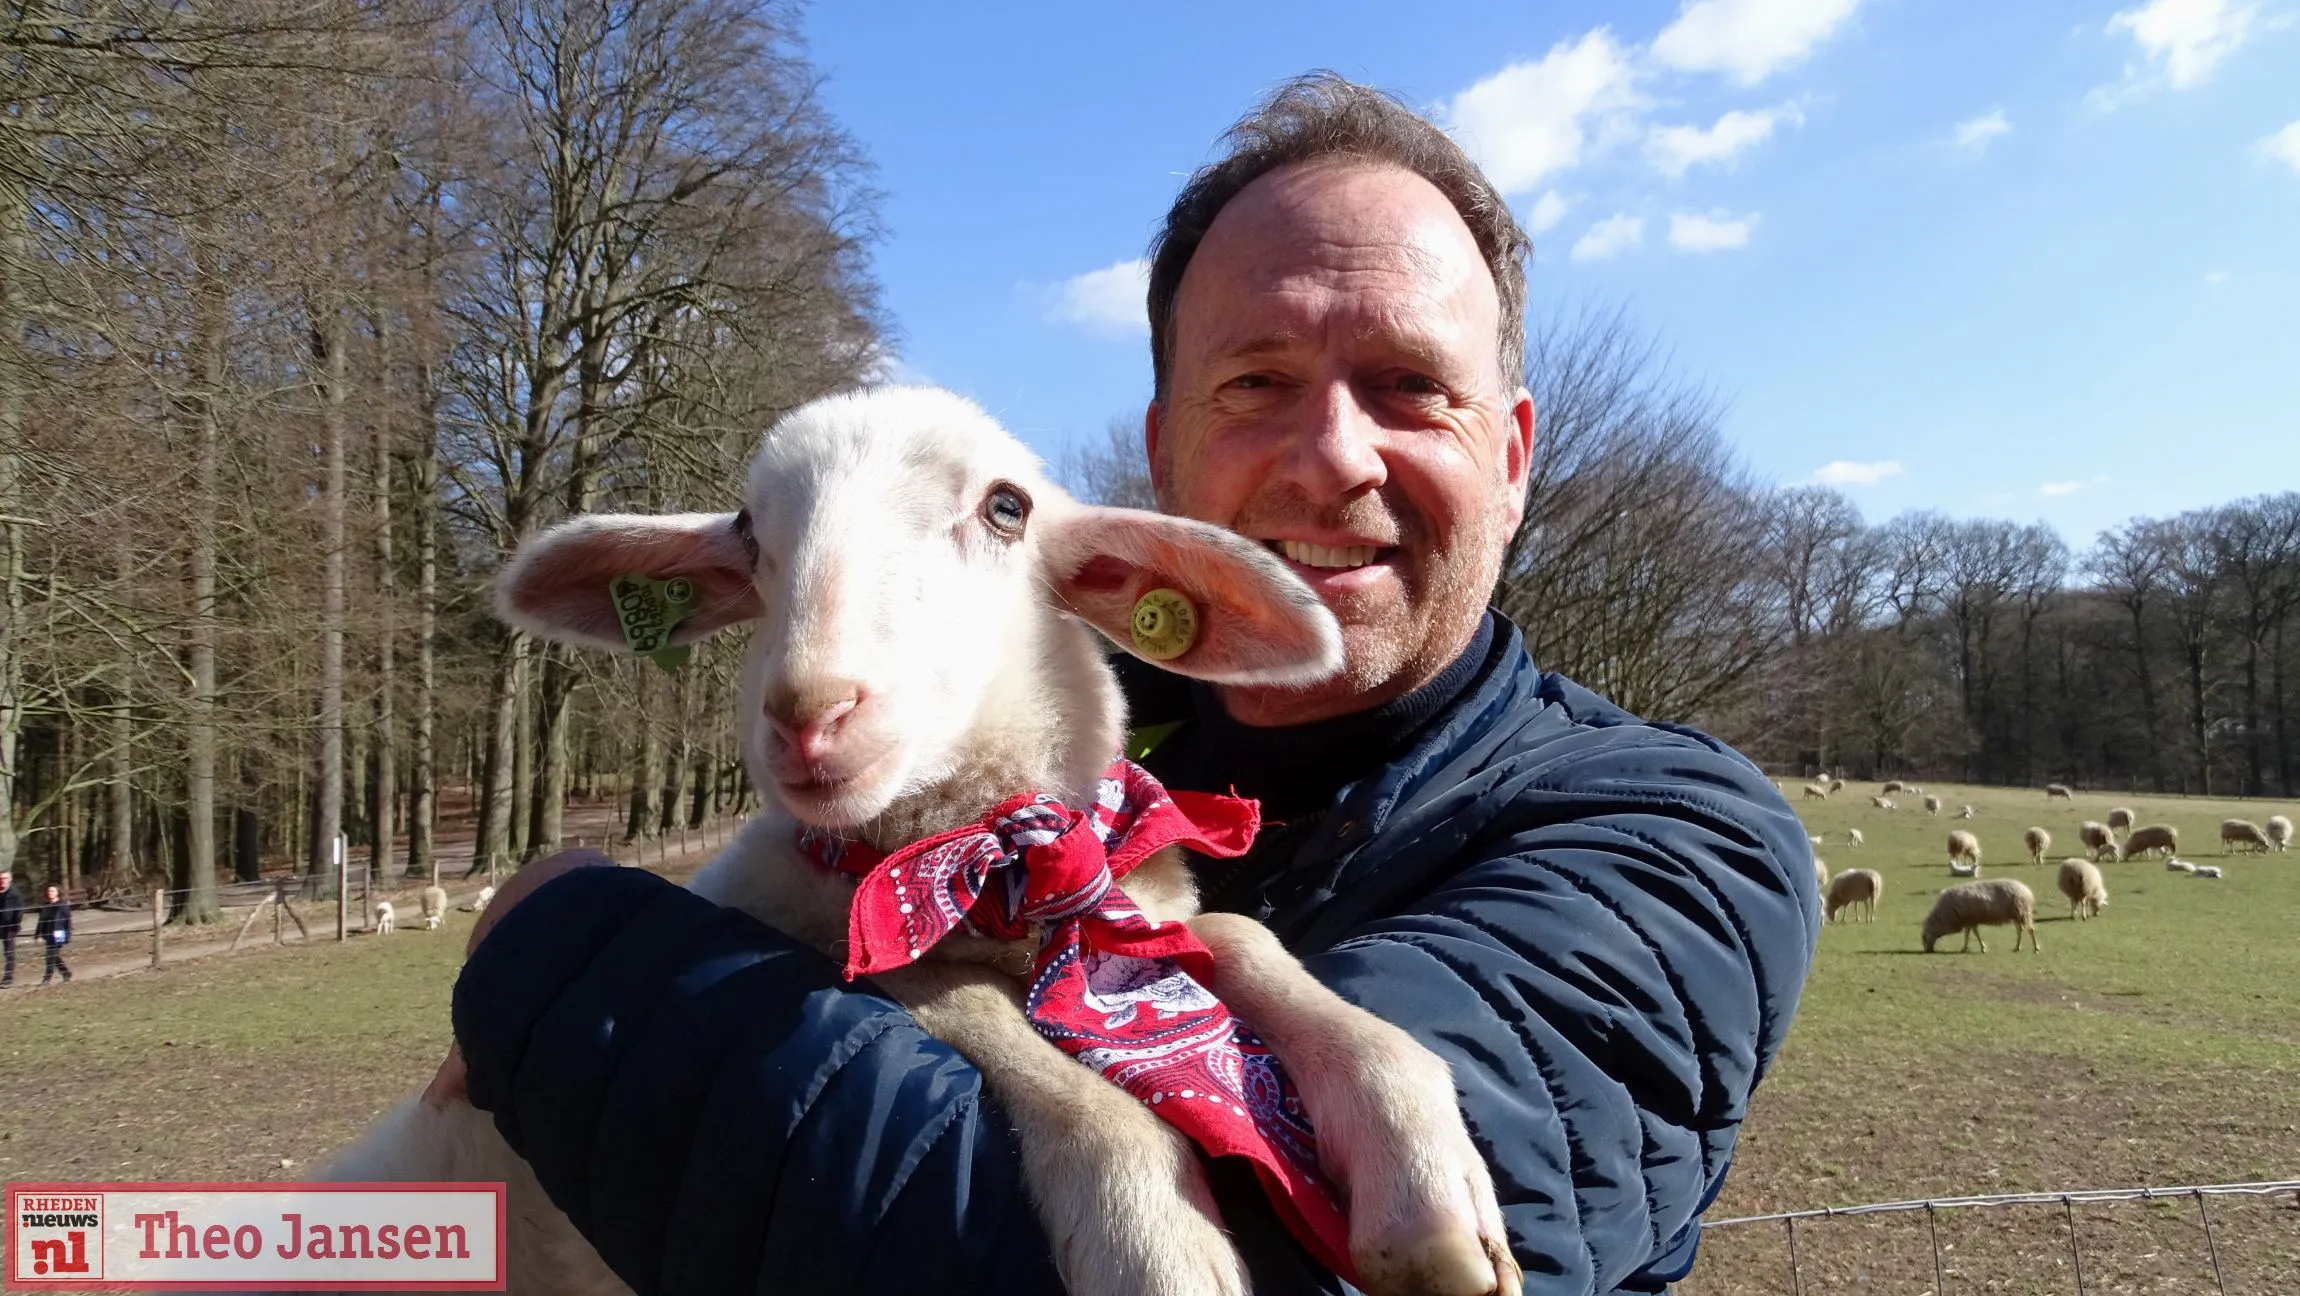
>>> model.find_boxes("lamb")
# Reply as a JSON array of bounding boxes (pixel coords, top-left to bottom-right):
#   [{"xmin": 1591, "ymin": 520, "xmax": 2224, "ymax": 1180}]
[
  {"xmin": 1846, "ymin": 828, "xmax": 1865, "ymax": 849},
  {"xmin": 1829, "ymin": 777, "xmax": 1846, "ymax": 795},
  {"xmin": 1922, "ymin": 879, "xmax": 2039, "ymax": 953},
  {"xmin": 2220, "ymin": 818, "xmax": 2271, "ymax": 854},
  {"xmin": 2078, "ymin": 820, "xmax": 2118, "ymax": 863},
  {"xmin": 372, "ymin": 901, "xmax": 395, "ymax": 935},
  {"xmin": 1923, "ymin": 794, "xmax": 1942, "ymax": 816},
  {"xmin": 1948, "ymin": 859, "xmax": 1979, "ymax": 878},
  {"xmin": 1947, "ymin": 829, "xmax": 1982, "ymax": 873},
  {"xmin": 419, "ymin": 885, "xmax": 448, "ymax": 931},
  {"xmin": 2023, "ymin": 826, "xmax": 2051, "ymax": 865},
  {"xmin": 1870, "ymin": 796, "xmax": 1898, "ymax": 811},
  {"xmin": 2045, "ymin": 783, "xmax": 2073, "ymax": 800},
  {"xmin": 2055, "ymin": 858, "xmax": 2108, "ymax": 920},
  {"xmin": 458, "ymin": 884, "xmax": 497, "ymax": 914},
  {"xmin": 1812, "ymin": 854, "xmax": 1832, "ymax": 896},
  {"xmin": 2193, "ymin": 864, "xmax": 2225, "ymax": 879},
  {"xmin": 320, "ymin": 388, "xmax": 1518, "ymax": 1296},
  {"xmin": 1808, "ymin": 833, "xmax": 1825, "ymax": 847},
  {"xmin": 2166, "ymin": 857, "xmax": 2197, "ymax": 873},
  {"xmin": 1958, "ymin": 804, "xmax": 1977, "ymax": 819},
  {"xmin": 2268, "ymin": 814, "xmax": 2293, "ymax": 852},
  {"xmin": 2120, "ymin": 823, "xmax": 2179, "ymax": 860},
  {"xmin": 1825, "ymin": 868, "xmax": 1883, "ymax": 923},
  {"xmin": 2106, "ymin": 806, "xmax": 2134, "ymax": 833},
  {"xmin": 1881, "ymin": 780, "xmax": 1907, "ymax": 795}
]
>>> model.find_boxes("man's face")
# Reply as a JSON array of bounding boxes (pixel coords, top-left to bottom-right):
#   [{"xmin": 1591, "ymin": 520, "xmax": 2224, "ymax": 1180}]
[
  {"xmin": 1149, "ymin": 160, "xmax": 1532, "ymax": 725},
  {"xmin": 0, "ymin": 873, "xmax": 10, "ymax": 890},
  {"xmin": 44, "ymin": 887, "xmax": 57, "ymax": 902}
]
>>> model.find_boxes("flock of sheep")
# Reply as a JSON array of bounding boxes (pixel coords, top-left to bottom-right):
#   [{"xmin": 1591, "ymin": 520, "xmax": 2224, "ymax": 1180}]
[
  {"xmin": 371, "ymin": 883, "xmax": 493, "ymax": 935},
  {"xmin": 1799, "ymin": 777, "xmax": 2291, "ymax": 954}
]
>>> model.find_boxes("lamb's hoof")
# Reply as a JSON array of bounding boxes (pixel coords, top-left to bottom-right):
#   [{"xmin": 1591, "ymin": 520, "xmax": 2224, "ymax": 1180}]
[{"xmin": 1354, "ymin": 1221, "xmax": 1518, "ymax": 1296}]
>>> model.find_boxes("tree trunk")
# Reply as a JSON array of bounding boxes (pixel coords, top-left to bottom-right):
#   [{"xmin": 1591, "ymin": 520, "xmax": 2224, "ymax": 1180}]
[
  {"xmin": 527, "ymin": 644, "xmax": 572, "ymax": 859},
  {"xmin": 311, "ymin": 301, "xmax": 348, "ymax": 890},
  {"xmin": 370, "ymin": 327, "xmax": 397, "ymax": 885},
  {"xmin": 0, "ymin": 193, "xmax": 27, "ymax": 882},
  {"xmin": 625, "ymin": 669, "xmax": 659, "ymax": 842},
  {"xmin": 511, "ymin": 662, "xmax": 533, "ymax": 861},
  {"xmin": 408, "ymin": 362, "xmax": 440, "ymax": 882},
  {"xmin": 474, "ymin": 632, "xmax": 527, "ymax": 878}
]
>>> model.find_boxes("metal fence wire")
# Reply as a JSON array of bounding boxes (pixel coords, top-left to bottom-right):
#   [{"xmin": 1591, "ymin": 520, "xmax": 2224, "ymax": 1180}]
[{"xmin": 1698, "ymin": 1178, "xmax": 2300, "ymax": 1295}]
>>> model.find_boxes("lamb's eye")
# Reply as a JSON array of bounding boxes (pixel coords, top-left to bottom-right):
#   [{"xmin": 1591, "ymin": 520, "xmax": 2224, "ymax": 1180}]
[
  {"xmin": 733, "ymin": 508, "xmax": 759, "ymax": 565},
  {"xmin": 983, "ymin": 483, "xmax": 1030, "ymax": 538}
]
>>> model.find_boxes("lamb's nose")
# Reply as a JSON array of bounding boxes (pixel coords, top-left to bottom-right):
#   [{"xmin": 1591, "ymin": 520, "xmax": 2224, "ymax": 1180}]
[{"xmin": 765, "ymin": 684, "xmax": 864, "ymax": 761}]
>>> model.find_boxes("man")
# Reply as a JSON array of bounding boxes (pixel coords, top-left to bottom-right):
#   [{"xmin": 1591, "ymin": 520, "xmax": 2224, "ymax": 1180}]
[
  {"xmin": 33, "ymin": 883, "xmax": 70, "ymax": 985},
  {"xmin": 438, "ymin": 75, "xmax": 1815, "ymax": 1293},
  {"xmin": 0, "ymin": 871, "xmax": 21, "ymax": 987}
]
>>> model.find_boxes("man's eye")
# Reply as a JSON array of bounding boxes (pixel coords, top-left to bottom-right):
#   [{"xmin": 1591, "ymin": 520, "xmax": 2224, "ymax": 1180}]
[
  {"xmin": 1395, "ymin": 373, "xmax": 1445, "ymax": 396},
  {"xmin": 1226, "ymin": 373, "xmax": 1274, "ymax": 390}
]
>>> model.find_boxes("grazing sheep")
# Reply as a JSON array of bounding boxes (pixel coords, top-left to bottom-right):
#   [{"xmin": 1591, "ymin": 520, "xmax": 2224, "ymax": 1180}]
[
  {"xmin": 2120, "ymin": 823, "xmax": 2179, "ymax": 860},
  {"xmin": 1922, "ymin": 879, "xmax": 2039, "ymax": 953},
  {"xmin": 1947, "ymin": 829, "xmax": 1982, "ymax": 871},
  {"xmin": 1923, "ymin": 794, "xmax": 1942, "ymax": 816},
  {"xmin": 459, "ymin": 885, "xmax": 497, "ymax": 914},
  {"xmin": 2023, "ymin": 826, "xmax": 2051, "ymax": 865},
  {"xmin": 1958, "ymin": 804, "xmax": 1977, "ymax": 819},
  {"xmin": 2193, "ymin": 865, "xmax": 2225, "ymax": 879},
  {"xmin": 2044, "ymin": 783, "xmax": 2073, "ymax": 800},
  {"xmin": 2056, "ymin": 858, "xmax": 2108, "ymax": 920},
  {"xmin": 2220, "ymin": 819, "xmax": 2271, "ymax": 854},
  {"xmin": 2106, "ymin": 806, "xmax": 2134, "ymax": 833},
  {"xmin": 1846, "ymin": 828, "xmax": 1865, "ymax": 849},
  {"xmin": 419, "ymin": 885, "xmax": 449, "ymax": 931},
  {"xmin": 1948, "ymin": 859, "xmax": 1980, "ymax": 878},
  {"xmin": 1870, "ymin": 796, "xmax": 1898, "ymax": 811},
  {"xmin": 1881, "ymin": 780, "xmax": 1907, "ymax": 795},
  {"xmin": 2267, "ymin": 814, "xmax": 2293, "ymax": 852},
  {"xmin": 1829, "ymin": 777, "xmax": 1846, "ymax": 795},
  {"xmin": 2078, "ymin": 821, "xmax": 2118, "ymax": 863},
  {"xmin": 2167, "ymin": 858, "xmax": 2197, "ymax": 873},
  {"xmin": 1802, "ymin": 783, "xmax": 1829, "ymax": 800},
  {"xmin": 372, "ymin": 901, "xmax": 395, "ymax": 935},
  {"xmin": 1813, "ymin": 854, "xmax": 1831, "ymax": 896},
  {"xmin": 321, "ymin": 387, "xmax": 1516, "ymax": 1296},
  {"xmin": 1825, "ymin": 868, "xmax": 1883, "ymax": 923}
]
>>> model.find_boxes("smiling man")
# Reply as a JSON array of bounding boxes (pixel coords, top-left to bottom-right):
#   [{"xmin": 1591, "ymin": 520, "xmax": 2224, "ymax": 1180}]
[{"xmin": 437, "ymin": 74, "xmax": 1817, "ymax": 1295}]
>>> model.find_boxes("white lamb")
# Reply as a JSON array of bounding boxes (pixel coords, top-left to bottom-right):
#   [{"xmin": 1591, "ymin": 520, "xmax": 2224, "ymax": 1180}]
[
  {"xmin": 2193, "ymin": 864, "xmax": 2225, "ymax": 879},
  {"xmin": 1923, "ymin": 794, "xmax": 1941, "ymax": 816},
  {"xmin": 419, "ymin": 884, "xmax": 448, "ymax": 931},
  {"xmin": 1870, "ymin": 795, "xmax": 1898, "ymax": 811},
  {"xmin": 320, "ymin": 389, "xmax": 1518, "ymax": 1296},
  {"xmin": 372, "ymin": 900, "xmax": 395, "ymax": 935},
  {"xmin": 1846, "ymin": 828, "xmax": 1864, "ymax": 849},
  {"xmin": 2166, "ymin": 857, "xmax": 2197, "ymax": 873},
  {"xmin": 1958, "ymin": 804, "xmax": 1976, "ymax": 820},
  {"xmin": 1947, "ymin": 829, "xmax": 1982, "ymax": 874}
]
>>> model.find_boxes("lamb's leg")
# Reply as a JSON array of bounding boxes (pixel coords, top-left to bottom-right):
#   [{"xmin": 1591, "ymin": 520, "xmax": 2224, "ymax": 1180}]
[
  {"xmin": 325, "ymin": 1097, "xmax": 629, "ymax": 1296},
  {"xmin": 873, "ymin": 959, "xmax": 1249, "ymax": 1296},
  {"xmin": 1187, "ymin": 912, "xmax": 1521, "ymax": 1296}
]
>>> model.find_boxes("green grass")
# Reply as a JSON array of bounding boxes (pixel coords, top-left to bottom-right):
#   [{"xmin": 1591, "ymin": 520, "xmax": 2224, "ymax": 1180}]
[{"xmin": 3, "ymin": 790, "xmax": 2295, "ymax": 1294}]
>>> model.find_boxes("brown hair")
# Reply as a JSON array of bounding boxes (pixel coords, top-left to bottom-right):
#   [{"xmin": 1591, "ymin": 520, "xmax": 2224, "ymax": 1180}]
[{"xmin": 1146, "ymin": 71, "xmax": 1531, "ymax": 400}]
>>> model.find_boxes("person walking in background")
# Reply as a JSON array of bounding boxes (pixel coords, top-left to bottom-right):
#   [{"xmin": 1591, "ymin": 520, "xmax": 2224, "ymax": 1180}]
[
  {"xmin": 0, "ymin": 871, "xmax": 22, "ymax": 987},
  {"xmin": 33, "ymin": 884, "xmax": 71, "ymax": 985}
]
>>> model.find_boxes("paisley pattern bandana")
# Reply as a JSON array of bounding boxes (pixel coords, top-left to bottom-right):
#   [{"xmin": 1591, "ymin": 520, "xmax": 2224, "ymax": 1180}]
[{"xmin": 795, "ymin": 759, "xmax": 1354, "ymax": 1280}]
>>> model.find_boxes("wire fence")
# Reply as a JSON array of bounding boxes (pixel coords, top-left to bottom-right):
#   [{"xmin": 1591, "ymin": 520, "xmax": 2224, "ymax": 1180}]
[{"xmin": 1692, "ymin": 1179, "xmax": 2300, "ymax": 1295}]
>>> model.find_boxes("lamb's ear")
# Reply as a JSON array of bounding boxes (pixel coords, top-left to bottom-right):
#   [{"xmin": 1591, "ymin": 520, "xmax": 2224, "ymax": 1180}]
[
  {"xmin": 1037, "ymin": 503, "xmax": 1343, "ymax": 686},
  {"xmin": 495, "ymin": 512, "xmax": 761, "ymax": 652}
]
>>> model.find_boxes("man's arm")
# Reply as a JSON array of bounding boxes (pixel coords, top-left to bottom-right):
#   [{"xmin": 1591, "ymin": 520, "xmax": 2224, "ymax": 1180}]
[
  {"xmin": 1294, "ymin": 724, "xmax": 1818, "ymax": 1293},
  {"xmin": 451, "ymin": 865, "xmax": 1064, "ymax": 1296}
]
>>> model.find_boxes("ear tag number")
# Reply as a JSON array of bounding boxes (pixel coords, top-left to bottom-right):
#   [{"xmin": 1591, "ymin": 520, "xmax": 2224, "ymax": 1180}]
[
  {"xmin": 1130, "ymin": 588, "xmax": 1199, "ymax": 661},
  {"xmin": 611, "ymin": 573, "xmax": 698, "ymax": 672}
]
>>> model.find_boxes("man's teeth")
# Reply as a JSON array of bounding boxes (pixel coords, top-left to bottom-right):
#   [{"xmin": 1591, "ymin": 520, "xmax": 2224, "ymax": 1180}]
[{"xmin": 1276, "ymin": 540, "xmax": 1380, "ymax": 569}]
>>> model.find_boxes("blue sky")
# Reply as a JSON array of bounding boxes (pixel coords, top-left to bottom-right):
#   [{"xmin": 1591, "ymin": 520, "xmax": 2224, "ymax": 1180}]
[{"xmin": 802, "ymin": 0, "xmax": 2299, "ymax": 547}]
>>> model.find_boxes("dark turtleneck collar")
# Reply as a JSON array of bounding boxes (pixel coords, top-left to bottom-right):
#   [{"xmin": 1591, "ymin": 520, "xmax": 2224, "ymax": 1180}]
[{"xmin": 1120, "ymin": 613, "xmax": 1499, "ymax": 823}]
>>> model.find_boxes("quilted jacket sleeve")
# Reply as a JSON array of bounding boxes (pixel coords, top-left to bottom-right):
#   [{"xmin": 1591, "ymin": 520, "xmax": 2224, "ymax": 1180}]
[
  {"xmin": 1293, "ymin": 712, "xmax": 1819, "ymax": 1293},
  {"xmin": 451, "ymin": 865, "xmax": 1065, "ymax": 1296}
]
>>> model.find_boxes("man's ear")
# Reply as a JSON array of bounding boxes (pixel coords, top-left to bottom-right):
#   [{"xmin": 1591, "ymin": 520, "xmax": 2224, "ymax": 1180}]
[
  {"xmin": 495, "ymin": 512, "xmax": 761, "ymax": 651},
  {"xmin": 1036, "ymin": 501, "xmax": 1343, "ymax": 686},
  {"xmin": 1504, "ymin": 386, "xmax": 1535, "ymax": 532}
]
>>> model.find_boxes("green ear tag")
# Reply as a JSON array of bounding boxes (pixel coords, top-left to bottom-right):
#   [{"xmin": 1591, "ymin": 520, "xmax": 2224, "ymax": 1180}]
[
  {"xmin": 610, "ymin": 573, "xmax": 699, "ymax": 672},
  {"xmin": 1130, "ymin": 588, "xmax": 1199, "ymax": 661}
]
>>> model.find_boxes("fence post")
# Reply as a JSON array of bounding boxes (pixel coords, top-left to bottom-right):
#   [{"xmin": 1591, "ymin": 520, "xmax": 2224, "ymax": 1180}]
[
  {"xmin": 151, "ymin": 889, "xmax": 164, "ymax": 969},
  {"xmin": 334, "ymin": 833, "xmax": 348, "ymax": 942}
]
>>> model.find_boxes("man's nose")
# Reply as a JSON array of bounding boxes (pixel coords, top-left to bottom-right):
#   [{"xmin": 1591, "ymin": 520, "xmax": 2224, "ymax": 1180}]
[{"xmin": 1281, "ymin": 382, "xmax": 1388, "ymax": 499}]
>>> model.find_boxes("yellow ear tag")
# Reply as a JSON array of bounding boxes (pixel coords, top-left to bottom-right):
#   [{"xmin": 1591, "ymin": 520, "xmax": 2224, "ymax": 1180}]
[{"xmin": 1130, "ymin": 588, "xmax": 1199, "ymax": 661}]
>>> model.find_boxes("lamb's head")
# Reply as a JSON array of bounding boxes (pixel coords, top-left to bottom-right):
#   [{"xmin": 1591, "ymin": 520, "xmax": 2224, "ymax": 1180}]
[{"xmin": 497, "ymin": 386, "xmax": 1342, "ymax": 834}]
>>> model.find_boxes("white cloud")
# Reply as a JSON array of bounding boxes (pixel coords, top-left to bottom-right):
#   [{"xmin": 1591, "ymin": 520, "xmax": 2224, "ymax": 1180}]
[
  {"xmin": 2039, "ymin": 480, "xmax": 2086, "ymax": 497},
  {"xmin": 1668, "ymin": 210, "xmax": 1760, "ymax": 251},
  {"xmin": 1570, "ymin": 213, "xmax": 1646, "ymax": 262},
  {"xmin": 1953, "ymin": 109, "xmax": 2012, "ymax": 154},
  {"xmin": 2103, "ymin": 0, "xmax": 2258, "ymax": 91},
  {"xmin": 1647, "ymin": 104, "xmax": 1804, "ymax": 177},
  {"xmin": 1651, "ymin": 0, "xmax": 1864, "ymax": 85},
  {"xmin": 2204, "ymin": 269, "xmax": 2231, "ymax": 284},
  {"xmin": 1813, "ymin": 459, "xmax": 1902, "ymax": 486},
  {"xmin": 1047, "ymin": 258, "xmax": 1149, "ymax": 336},
  {"xmin": 1445, "ymin": 30, "xmax": 1645, "ymax": 194},
  {"xmin": 2258, "ymin": 120, "xmax": 2300, "ymax": 174},
  {"xmin": 1526, "ymin": 190, "xmax": 1571, "ymax": 234}
]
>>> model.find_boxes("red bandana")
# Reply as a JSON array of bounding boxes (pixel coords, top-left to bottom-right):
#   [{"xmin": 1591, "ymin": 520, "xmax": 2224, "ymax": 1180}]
[{"xmin": 795, "ymin": 759, "xmax": 1354, "ymax": 1281}]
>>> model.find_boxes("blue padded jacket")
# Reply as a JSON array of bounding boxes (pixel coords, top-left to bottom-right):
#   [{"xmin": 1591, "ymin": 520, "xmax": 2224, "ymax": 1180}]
[{"xmin": 453, "ymin": 612, "xmax": 1819, "ymax": 1293}]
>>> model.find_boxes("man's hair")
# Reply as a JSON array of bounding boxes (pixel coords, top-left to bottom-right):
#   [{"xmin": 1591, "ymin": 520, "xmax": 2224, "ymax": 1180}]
[{"xmin": 1146, "ymin": 71, "xmax": 1531, "ymax": 401}]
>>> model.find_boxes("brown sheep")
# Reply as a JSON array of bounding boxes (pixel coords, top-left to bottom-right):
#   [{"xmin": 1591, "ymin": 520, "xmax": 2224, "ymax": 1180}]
[
  {"xmin": 1825, "ymin": 868, "xmax": 1883, "ymax": 923},
  {"xmin": 2023, "ymin": 826, "xmax": 2051, "ymax": 865},
  {"xmin": 1923, "ymin": 879, "xmax": 2039, "ymax": 953},
  {"xmin": 2120, "ymin": 823, "xmax": 2179, "ymax": 859}
]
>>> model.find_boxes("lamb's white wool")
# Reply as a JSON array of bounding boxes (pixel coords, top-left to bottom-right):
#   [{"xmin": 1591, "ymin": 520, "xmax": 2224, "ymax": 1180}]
[
  {"xmin": 2167, "ymin": 857, "xmax": 2197, "ymax": 873},
  {"xmin": 1923, "ymin": 794, "xmax": 1941, "ymax": 815},
  {"xmin": 2056, "ymin": 858, "xmax": 2108, "ymax": 920},
  {"xmin": 1958, "ymin": 805, "xmax": 1976, "ymax": 819},
  {"xmin": 1946, "ymin": 829, "xmax": 1982, "ymax": 871},
  {"xmin": 1824, "ymin": 868, "xmax": 1882, "ymax": 923},
  {"xmin": 2193, "ymin": 865, "xmax": 2225, "ymax": 879},
  {"xmin": 473, "ymin": 885, "xmax": 495, "ymax": 913},
  {"xmin": 1846, "ymin": 828, "xmax": 1864, "ymax": 849},
  {"xmin": 331, "ymin": 387, "xmax": 1513, "ymax": 1296},
  {"xmin": 373, "ymin": 901, "xmax": 395, "ymax": 935},
  {"xmin": 2023, "ymin": 826, "xmax": 2051, "ymax": 865},
  {"xmin": 1948, "ymin": 859, "xmax": 1979, "ymax": 877},
  {"xmin": 1812, "ymin": 853, "xmax": 1831, "ymax": 896},
  {"xmin": 420, "ymin": 885, "xmax": 448, "ymax": 931},
  {"xmin": 1808, "ymin": 834, "xmax": 1825, "ymax": 847},
  {"xmin": 2267, "ymin": 814, "xmax": 2293, "ymax": 852},
  {"xmin": 2219, "ymin": 818, "xmax": 2271, "ymax": 854},
  {"xmin": 2079, "ymin": 820, "xmax": 2118, "ymax": 863},
  {"xmin": 1870, "ymin": 796, "xmax": 1897, "ymax": 810},
  {"xmin": 1922, "ymin": 879, "xmax": 2038, "ymax": 953}
]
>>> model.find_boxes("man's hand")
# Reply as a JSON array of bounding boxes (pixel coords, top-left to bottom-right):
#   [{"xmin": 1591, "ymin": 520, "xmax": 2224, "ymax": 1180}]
[{"xmin": 420, "ymin": 849, "xmax": 616, "ymax": 1110}]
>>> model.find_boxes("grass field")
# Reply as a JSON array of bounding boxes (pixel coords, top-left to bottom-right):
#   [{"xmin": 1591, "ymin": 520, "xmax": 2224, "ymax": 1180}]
[{"xmin": 1, "ymin": 784, "xmax": 2295, "ymax": 1293}]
